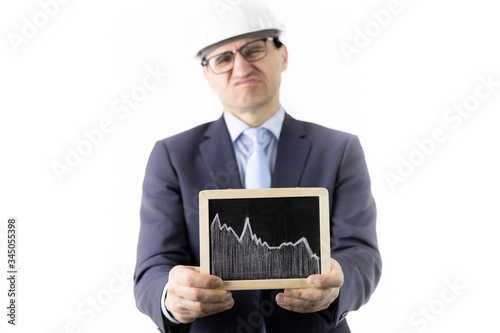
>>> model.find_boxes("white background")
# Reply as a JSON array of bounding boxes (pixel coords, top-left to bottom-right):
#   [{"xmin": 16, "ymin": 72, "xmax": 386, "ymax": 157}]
[{"xmin": 1, "ymin": 0, "xmax": 499, "ymax": 332}]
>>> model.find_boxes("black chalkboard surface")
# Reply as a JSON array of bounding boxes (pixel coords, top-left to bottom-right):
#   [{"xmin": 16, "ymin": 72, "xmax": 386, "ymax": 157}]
[{"xmin": 199, "ymin": 188, "xmax": 330, "ymax": 290}]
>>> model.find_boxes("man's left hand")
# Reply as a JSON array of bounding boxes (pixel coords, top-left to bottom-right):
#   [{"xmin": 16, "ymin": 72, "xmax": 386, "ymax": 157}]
[{"xmin": 276, "ymin": 258, "xmax": 343, "ymax": 313}]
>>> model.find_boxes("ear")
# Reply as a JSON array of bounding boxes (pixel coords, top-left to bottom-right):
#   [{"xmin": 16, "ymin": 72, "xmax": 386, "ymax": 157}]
[
  {"xmin": 203, "ymin": 66, "xmax": 216, "ymax": 92},
  {"xmin": 279, "ymin": 44, "xmax": 288, "ymax": 72}
]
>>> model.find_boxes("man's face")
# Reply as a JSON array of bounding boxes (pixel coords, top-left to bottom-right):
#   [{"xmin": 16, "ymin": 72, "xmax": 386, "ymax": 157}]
[{"xmin": 203, "ymin": 38, "xmax": 288, "ymax": 116}]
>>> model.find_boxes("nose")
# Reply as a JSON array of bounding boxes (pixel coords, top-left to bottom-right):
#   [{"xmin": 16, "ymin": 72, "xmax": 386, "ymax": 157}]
[{"xmin": 231, "ymin": 51, "xmax": 253, "ymax": 77}]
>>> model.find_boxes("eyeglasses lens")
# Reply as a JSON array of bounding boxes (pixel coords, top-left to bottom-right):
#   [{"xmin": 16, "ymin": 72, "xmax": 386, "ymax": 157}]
[{"xmin": 209, "ymin": 40, "xmax": 268, "ymax": 74}]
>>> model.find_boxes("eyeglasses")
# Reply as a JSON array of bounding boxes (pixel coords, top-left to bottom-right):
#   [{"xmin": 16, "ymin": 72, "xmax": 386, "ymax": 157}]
[{"xmin": 201, "ymin": 38, "xmax": 273, "ymax": 74}]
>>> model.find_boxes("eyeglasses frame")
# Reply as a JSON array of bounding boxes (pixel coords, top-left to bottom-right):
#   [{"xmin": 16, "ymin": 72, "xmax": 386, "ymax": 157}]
[{"xmin": 201, "ymin": 37, "xmax": 283, "ymax": 74}]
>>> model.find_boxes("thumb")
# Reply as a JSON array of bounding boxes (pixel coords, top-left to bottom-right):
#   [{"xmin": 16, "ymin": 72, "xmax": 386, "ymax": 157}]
[{"xmin": 307, "ymin": 258, "xmax": 343, "ymax": 288}]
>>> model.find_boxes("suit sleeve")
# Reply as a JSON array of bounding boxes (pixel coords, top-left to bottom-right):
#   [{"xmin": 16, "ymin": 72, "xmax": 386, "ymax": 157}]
[
  {"xmin": 329, "ymin": 135, "xmax": 382, "ymax": 325},
  {"xmin": 134, "ymin": 141, "xmax": 191, "ymax": 333}
]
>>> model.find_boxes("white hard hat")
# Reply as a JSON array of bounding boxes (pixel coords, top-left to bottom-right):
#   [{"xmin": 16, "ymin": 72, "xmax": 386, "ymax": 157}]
[{"xmin": 195, "ymin": 0, "xmax": 285, "ymax": 59}]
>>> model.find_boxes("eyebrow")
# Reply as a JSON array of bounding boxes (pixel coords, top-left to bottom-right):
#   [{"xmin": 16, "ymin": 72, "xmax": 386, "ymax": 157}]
[{"xmin": 209, "ymin": 39, "xmax": 263, "ymax": 57}]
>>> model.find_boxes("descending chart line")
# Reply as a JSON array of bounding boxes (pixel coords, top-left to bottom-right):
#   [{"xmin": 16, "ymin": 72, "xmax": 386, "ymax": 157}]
[{"xmin": 210, "ymin": 214, "xmax": 319, "ymax": 280}]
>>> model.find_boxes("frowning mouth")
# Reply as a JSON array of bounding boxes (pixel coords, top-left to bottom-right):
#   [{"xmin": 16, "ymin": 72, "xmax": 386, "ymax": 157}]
[{"xmin": 234, "ymin": 78, "xmax": 261, "ymax": 86}]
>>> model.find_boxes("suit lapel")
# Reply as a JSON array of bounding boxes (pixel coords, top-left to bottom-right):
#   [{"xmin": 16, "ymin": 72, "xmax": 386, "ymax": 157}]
[
  {"xmin": 199, "ymin": 116, "xmax": 243, "ymax": 189},
  {"xmin": 199, "ymin": 113, "xmax": 311, "ymax": 189},
  {"xmin": 272, "ymin": 114, "xmax": 311, "ymax": 187}
]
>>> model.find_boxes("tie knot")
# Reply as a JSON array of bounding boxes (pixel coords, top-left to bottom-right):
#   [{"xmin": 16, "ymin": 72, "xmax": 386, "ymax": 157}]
[{"xmin": 244, "ymin": 127, "xmax": 271, "ymax": 147}]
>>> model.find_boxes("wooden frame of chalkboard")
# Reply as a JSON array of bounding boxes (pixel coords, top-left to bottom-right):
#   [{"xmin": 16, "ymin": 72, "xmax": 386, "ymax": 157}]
[{"xmin": 199, "ymin": 187, "xmax": 330, "ymax": 290}]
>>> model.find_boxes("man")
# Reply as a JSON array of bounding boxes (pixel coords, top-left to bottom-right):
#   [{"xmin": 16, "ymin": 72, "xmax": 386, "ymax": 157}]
[{"xmin": 134, "ymin": 1, "xmax": 381, "ymax": 332}]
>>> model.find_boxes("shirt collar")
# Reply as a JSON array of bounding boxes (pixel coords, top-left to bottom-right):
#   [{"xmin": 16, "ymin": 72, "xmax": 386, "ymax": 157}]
[{"xmin": 223, "ymin": 106, "xmax": 285, "ymax": 143}]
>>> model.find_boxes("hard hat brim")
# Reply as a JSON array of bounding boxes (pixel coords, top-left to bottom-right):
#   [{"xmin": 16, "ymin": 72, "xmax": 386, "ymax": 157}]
[{"xmin": 197, "ymin": 29, "xmax": 281, "ymax": 60}]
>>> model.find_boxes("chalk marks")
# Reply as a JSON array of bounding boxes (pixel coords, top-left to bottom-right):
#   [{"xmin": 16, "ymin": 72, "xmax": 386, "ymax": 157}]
[{"xmin": 210, "ymin": 214, "xmax": 320, "ymax": 280}]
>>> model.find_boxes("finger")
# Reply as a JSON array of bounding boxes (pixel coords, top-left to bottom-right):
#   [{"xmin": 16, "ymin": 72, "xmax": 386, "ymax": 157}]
[
  {"xmin": 169, "ymin": 282, "xmax": 232, "ymax": 304},
  {"xmin": 170, "ymin": 265, "xmax": 223, "ymax": 289},
  {"xmin": 307, "ymin": 259, "xmax": 343, "ymax": 289},
  {"xmin": 283, "ymin": 287, "xmax": 333, "ymax": 302},
  {"xmin": 276, "ymin": 289, "xmax": 339, "ymax": 313},
  {"xmin": 275, "ymin": 292, "xmax": 318, "ymax": 313},
  {"xmin": 307, "ymin": 274, "xmax": 343, "ymax": 289},
  {"xmin": 169, "ymin": 305, "xmax": 230, "ymax": 324},
  {"xmin": 169, "ymin": 299, "xmax": 234, "ymax": 324},
  {"xmin": 179, "ymin": 296, "xmax": 234, "ymax": 314},
  {"xmin": 167, "ymin": 288, "xmax": 234, "ymax": 323}
]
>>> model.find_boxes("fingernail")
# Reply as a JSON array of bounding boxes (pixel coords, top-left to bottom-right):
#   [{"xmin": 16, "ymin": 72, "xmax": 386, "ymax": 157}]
[
  {"xmin": 276, "ymin": 294, "xmax": 285, "ymax": 305},
  {"xmin": 308, "ymin": 276, "xmax": 317, "ymax": 285},
  {"xmin": 212, "ymin": 280, "xmax": 222, "ymax": 288},
  {"xmin": 224, "ymin": 292, "xmax": 232, "ymax": 301},
  {"xmin": 226, "ymin": 299, "xmax": 234, "ymax": 308},
  {"xmin": 284, "ymin": 289, "xmax": 293, "ymax": 297}
]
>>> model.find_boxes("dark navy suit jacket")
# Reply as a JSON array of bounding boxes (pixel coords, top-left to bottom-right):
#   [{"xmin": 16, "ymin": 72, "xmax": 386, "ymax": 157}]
[{"xmin": 134, "ymin": 113, "xmax": 381, "ymax": 333}]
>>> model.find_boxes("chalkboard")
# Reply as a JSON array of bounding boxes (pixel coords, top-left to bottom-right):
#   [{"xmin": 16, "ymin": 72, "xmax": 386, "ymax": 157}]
[{"xmin": 199, "ymin": 188, "xmax": 330, "ymax": 290}]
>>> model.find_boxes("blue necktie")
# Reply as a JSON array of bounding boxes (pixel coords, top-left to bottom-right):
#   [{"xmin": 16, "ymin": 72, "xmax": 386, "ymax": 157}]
[{"xmin": 244, "ymin": 127, "xmax": 271, "ymax": 189}]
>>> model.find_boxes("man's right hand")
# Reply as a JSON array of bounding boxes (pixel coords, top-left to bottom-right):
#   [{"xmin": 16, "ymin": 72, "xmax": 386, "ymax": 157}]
[{"xmin": 165, "ymin": 265, "xmax": 234, "ymax": 324}]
